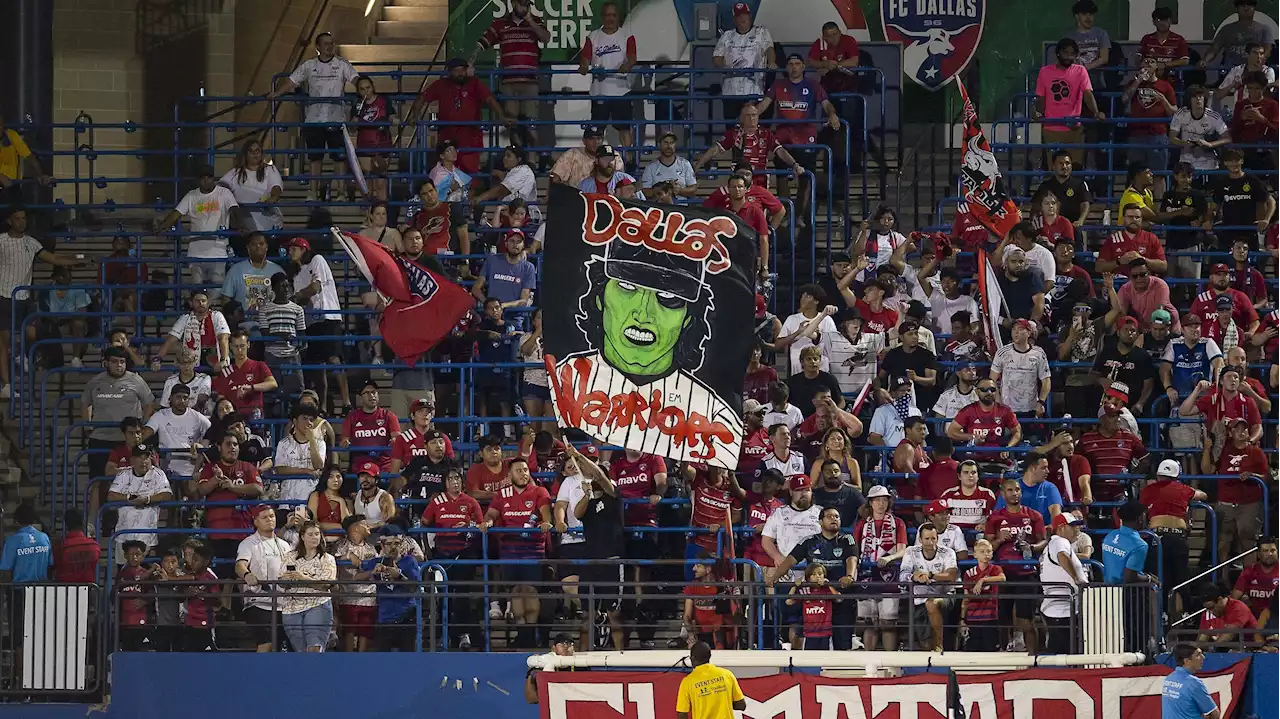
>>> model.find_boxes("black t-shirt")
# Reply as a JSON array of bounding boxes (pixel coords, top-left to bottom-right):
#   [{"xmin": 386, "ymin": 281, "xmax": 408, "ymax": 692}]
[
  {"xmin": 811, "ymin": 484, "xmax": 864, "ymax": 530},
  {"xmin": 580, "ymin": 492, "xmax": 625, "ymax": 559},
  {"xmin": 1140, "ymin": 331, "xmax": 1172, "ymax": 369},
  {"xmin": 1092, "ymin": 337, "xmax": 1156, "ymax": 397},
  {"xmin": 1159, "ymin": 187, "xmax": 1209, "ymax": 249},
  {"xmin": 1213, "ymin": 174, "xmax": 1268, "ymax": 246},
  {"xmin": 880, "ymin": 345, "xmax": 939, "ymax": 409},
  {"xmin": 786, "ymin": 371, "xmax": 843, "ymax": 416},
  {"xmin": 998, "ymin": 267, "xmax": 1046, "ymax": 321},
  {"xmin": 401, "ymin": 456, "xmax": 451, "ymax": 500},
  {"xmin": 789, "ymin": 532, "xmax": 858, "ymax": 582},
  {"xmin": 818, "ymin": 275, "xmax": 856, "ymax": 311},
  {"xmin": 1032, "ymin": 176, "xmax": 1092, "ymax": 222}
]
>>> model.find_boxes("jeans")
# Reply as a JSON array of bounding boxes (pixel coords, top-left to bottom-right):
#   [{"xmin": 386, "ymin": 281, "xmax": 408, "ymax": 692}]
[{"xmin": 283, "ymin": 601, "xmax": 334, "ymax": 651}]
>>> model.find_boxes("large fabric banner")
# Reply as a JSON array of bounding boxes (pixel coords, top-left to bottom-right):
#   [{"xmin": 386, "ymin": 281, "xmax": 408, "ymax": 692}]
[
  {"xmin": 956, "ymin": 78, "xmax": 1020, "ymax": 240},
  {"xmin": 539, "ymin": 659, "xmax": 1252, "ymax": 719},
  {"xmin": 541, "ymin": 183, "xmax": 758, "ymax": 469}
]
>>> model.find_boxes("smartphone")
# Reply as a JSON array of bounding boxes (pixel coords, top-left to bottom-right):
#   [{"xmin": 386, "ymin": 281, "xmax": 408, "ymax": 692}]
[{"xmin": 285, "ymin": 563, "xmax": 297, "ymax": 572}]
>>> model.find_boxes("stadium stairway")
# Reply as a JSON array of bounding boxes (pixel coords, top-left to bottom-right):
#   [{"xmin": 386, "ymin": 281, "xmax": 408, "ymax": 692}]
[{"xmin": 339, "ymin": 0, "xmax": 449, "ymax": 65}]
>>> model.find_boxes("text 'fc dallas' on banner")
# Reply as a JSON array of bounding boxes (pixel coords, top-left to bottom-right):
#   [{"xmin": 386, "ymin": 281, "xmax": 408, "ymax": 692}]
[
  {"xmin": 541, "ymin": 183, "xmax": 759, "ymax": 469},
  {"xmin": 334, "ymin": 228, "xmax": 473, "ymax": 366}
]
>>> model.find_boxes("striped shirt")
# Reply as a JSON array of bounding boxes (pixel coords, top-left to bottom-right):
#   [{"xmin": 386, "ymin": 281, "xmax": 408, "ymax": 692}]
[
  {"xmin": 0, "ymin": 233, "xmax": 44, "ymax": 299},
  {"xmin": 488, "ymin": 483, "xmax": 551, "ymax": 559},
  {"xmin": 1078, "ymin": 429, "xmax": 1146, "ymax": 500},
  {"xmin": 259, "ymin": 301, "xmax": 307, "ymax": 359},
  {"xmin": 478, "ymin": 15, "xmax": 542, "ymax": 81}
]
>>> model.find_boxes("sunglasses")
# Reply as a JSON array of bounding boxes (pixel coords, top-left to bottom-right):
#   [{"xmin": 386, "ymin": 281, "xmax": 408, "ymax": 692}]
[
  {"xmin": 977, "ymin": 387, "xmax": 997, "ymax": 393},
  {"xmin": 1131, "ymin": 271, "xmax": 1150, "ymax": 278}
]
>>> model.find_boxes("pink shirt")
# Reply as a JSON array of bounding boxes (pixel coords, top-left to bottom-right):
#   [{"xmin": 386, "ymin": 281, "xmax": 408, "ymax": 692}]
[
  {"xmin": 1118, "ymin": 276, "xmax": 1181, "ymax": 332},
  {"xmin": 1036, "ymin": 63, "xmax": 1093, "ymax": 132}
]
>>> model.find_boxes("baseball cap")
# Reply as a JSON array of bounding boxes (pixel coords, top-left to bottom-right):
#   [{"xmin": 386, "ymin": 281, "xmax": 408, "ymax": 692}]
[
  {"xmin": 866, "ymin": 484, "xmax": 891, "ymax": 499},
  {"xmin": 887, "ymin": 374, "xmax": 911, "ymax": 392},
  {"xmin": 787, "ymin": 474, "xmax": 812, "ymax": 492},
  {"xmin": 755, "ymin": 293, "xmax": 766, "ymax": 318},
  {"xmin": 658, "ymin": 131, "xmax": 678, "ymax": 143},
  {"xmin": 378, "ymin": 523, "xmax": 405, "ymax": 538},
  {"xmin": 131, "ymin": 443, "xmax": 154, "ymax": 457},
  {"xmin": 287, "ymin": 236, "xmax": 311, "ymax": 252},
  {"xmin": 436, "ymin": 138, "xmax": 458, "ymax": 154},
  {"xmin": 1184, "ymin": 312, "xmax": 1203, "ymax": 325},
  {"xmin": 444, "ymin": 57, "xmax": 468, "ymax": 70},
  {"xmin": 596, "ymin": 143, "xmax": 617, "ymax": 158},
  {"xmin": 1210, "ymin": 263, "xmax": 1230, "ymax": 274},
  {"xmin": 582, "ymin": 126, "xmax": 604, "ymax": 139},
  {"xmin": 732, "ymin": 1, "xmax": 751, "ymax": 15},
  {"xmin": 1216, "ymin": 295, "xmax": 1234, "ymax": 309},
  {"xmin": 742, "ymin": 399, "xmax": 765, "ymax": 415},
  {"xmin": 924, "ymin": 499, "xmax": 948, "ymax": 515},
  {"xmin": 1013, "ymin": 318, "xmax": 1037, "ymax": 333},
  {"xmin": 249, "ymin": 504, "xmax": 274, "ymax": 521},
  {"xmin": 411, "ymin": 397, "xmax": 436, "ymax": 413},
  {"xmin": 355, "ymin": 460, "xmax": 381, "ymax": 476},
  {"xmin": 1226, "ymin": 416, "xmax": 1250, "ymax": 427},
  {"xmin": 478, "ymin": 434, "xmax": 503, "ymax": 450},
  {"xmin": 1051, "ymin": 513, "xmax": 1085, "ymax": 531},
  {"xmin": 1150, "ymin": 308, "xmax": 1172, "ymax": 326},
  {"xmin": 1073, "ymin": 300, "xmax": 1093, "ymax": 314},
  {"xmin": 1117, "ymin": 315, "xmax": 1139, "ymax": 330},
  {"xmin": 299, "ymin": 388, "xmax": 320, "ymax": 403},
  {"xmin": 552, "ymin": 633, "xmax": 576, "ymax": 647},
  {"xmin": 1105, "ymin": 381, "xmax": 1130, "ymax": 403},
  {"xmin": 786, "ymin": 52, "xmax": 805, "ymax": 64},
  {"xmin": 1156, "ymin": 458, "xmax": 1181, "ymax": 478},
  {"xmin": 898, "ymin": 320, "xmax": 921, "ymax": 334},
  {"xmin": 578, "ymin": 444, "xmax": 601, "ymax": 460},
  {"xmin": 423, "ymin": 429, "xmax": 446, "ymax": 443}
]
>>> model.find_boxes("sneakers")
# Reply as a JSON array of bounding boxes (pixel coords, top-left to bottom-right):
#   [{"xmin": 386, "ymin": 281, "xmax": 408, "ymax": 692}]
[
  {"xmin": 459, "ymin": 633, "xmax": 472, "ymax": 650},
  {"xmin": 640, "ymin": 640, "xmax": 656, "ymax": 650},
  {"xmin": 1007, "ymin": 631, "xmax": 1027, "ymax": 652},
  {"xmin": 70, "ymin": 357, "xmax": 83, "ymax": 369},
  {"xmin": 489, "ymin": 601, "xmax": 503, "ymax": 620}
]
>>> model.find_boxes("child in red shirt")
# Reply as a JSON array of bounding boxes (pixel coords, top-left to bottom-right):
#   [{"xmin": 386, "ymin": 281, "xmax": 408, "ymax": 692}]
[
  {"xmin": 961, "ymin": 538, "xmax": 1004, "ymax": 651},
  {"xmin": 787, "ymin": 563, "xmax": 839, "ymax": 650},
  {"xmin": 118, "ymin": 541, "xmax": 152, "ymax": 651}
]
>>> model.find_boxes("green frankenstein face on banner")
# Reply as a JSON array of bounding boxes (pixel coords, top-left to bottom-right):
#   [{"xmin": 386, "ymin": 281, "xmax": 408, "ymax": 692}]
[{"xmin": 597, "ymin": 279, "xmax": 692, "ymax": 376}]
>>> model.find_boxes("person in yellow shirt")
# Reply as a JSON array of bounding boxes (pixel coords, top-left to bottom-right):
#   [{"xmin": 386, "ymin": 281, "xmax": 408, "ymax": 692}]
[
  {"xmin": 1118, "ymin": 163, "xmax": 1157, "ymax": 224},
  {"xmin": 676, "ymin": 642, "xmax": 746, "ymax": 719},
  {"xmin": 0, "ymin": 116, "xmax": 52, "ymax": 192}
]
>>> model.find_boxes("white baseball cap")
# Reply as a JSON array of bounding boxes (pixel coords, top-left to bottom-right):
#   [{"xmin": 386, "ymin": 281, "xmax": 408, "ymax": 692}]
[
  {"xmin": 866, "ymin": 484, "xmax": 891, "ymax": 499},
  {"xmin": 1156, "ymin": 459, "xmax": 1181, "ymax": 478}
]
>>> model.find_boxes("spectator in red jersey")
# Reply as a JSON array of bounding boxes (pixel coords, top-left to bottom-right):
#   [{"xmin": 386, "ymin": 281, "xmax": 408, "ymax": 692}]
[
  {"xmin": 917, "ymin": 437, "xmax": 960, "ymax": 503},
  {"xmin": 1034, "ymin": 426, "xmax": 1094, "ymax": 506},
  {"xmin": 53, "ymin": 510, "xmax": 100, "ymax": 584},
  {"xmin": 1231, "ymin": 71, "xmax": 1278, "ymax": 172},
  {"xmin": 1141, "ymin": 459, "xmax": 1206, "ymax": 615},
  {"xmin": 986, "ymin": 476, "xmax": 1047, "ymax": 653},
  {"xmin": 852, "ymin": 484, "xmax": 907, "ymax": 651},
  {"xmin": 466, "ymin": 435, "xmax": 512, "ymax": 504},
  {"xmin": 1233, "ymin": 537, "xmax": 1277, "ymax": 631},
  {"xmin": 961, "ymin": 538, "xmax": 1004, "ymax": 651},
  {"xmin": 1227, "ymin": 239, "xmax": 1268, "ymax": 310},
  {"xmin": 610, "ymin": 448, "xmax": 667, "ymax": 633},
  {"xmin": 1078, "ymin": 388, "xmax": 1149, "ymax": 512},
  {"xmin": 341, "ymin": 380, "xmax": 401, "ymax": 473},
  {"xmin": 854, "ymin": 278, "xmax": 899, "ymax": 337},
  {"xmin": 423, "ymin": 467, "xmax": 484, "ymax": 649},
  {"xmin": 737, "ymin": 400, "xmax": 771, "ymax": 477},
  {"xmin": 1096, "ymin": 203, "xmax": 1168, "ymax": 276},
  {"xmin": 704, "ymin": 164, "xmax": 788, "ymax": 237},
  {"xmin": 1197, "ymin": 583, "xmax": 1258, "ymax": 649},
  {"xmin": 755, "ymin": 54, "xmax": 841, "ymax": 227},
  {"xmin": 403, "ymin": 181, "xmax": 456, "ymax": 257},
  {"xmin": 195, "ymin": 431, "xmax": 264, "ymax": 559},
  {"xmin": 1122, "ymin": 55, "xmax": 1177, "ymax": 197},
  {"xmin": 1138, "ymin": 6, "xmax": 1190, "ymax": 77},
  {"xmin": 946, "ymin": 378, "xmax": 1023, "ymax": 466},
  {"xmin": 102, "ymin": 235, "xmax": 148, "ymax": 323},
  {"xmin": 1223, "ymin": 347, "xmax": 1273, "ymax": 417},
  {"xmin": 686, "ymin": 464, "xmax": 746, "ymax": 567},
  {"xmin": 104, "ymin": 416, "xmax": 155, "ymax": 477},
  {"xmin": 404, "ymin": 58, "xmax": 509, "ymax": 177},
  {"xmin": 482, "ymin": 456, "xmax": 550, "ymax": 649},
  {"xmin": 470, "ymin": 0, "xmax": 549, "ymax": 153},
  {"xmin": 1181, "ymin": 366, "xmax": 1264, "ymax": 447},
  {"xmin": 117, "ymin": 540, "xmax": 152, "ymax": 650},
  {"xmin": 1190, "ymin": 264, "xmax": 1260, "ymax": 337},
  {"xmin": 743, "ymin": 469, "xmax": 786, "ymax": 570},
  {"xmin": 743, "ymin": 346, "xmax": 777, "ymax": 406},
  {"xmin": 180, "ymin": 541, "xmax": 220, "ymax": 651},
  {"xmin": 720, "ymin": 175, "xmax": 770, "ymax": 277},
  {"xmin": 940, "ymin": 460, "xmax": 997, "ymax": 532},
  {"xmin": 786, "ymin": 562, "xmax": 841, "ymax": 651},
  {"xmin": 212, "ymin": 331, "xmax": 277, "ymax": 421},
  {"xmin": 390, "ymin": 398, "xmax": 454, "ymax": 480},
  {"xmin": 807, "ymin": 21, "xmax": 859, "ymax": 194},
  {"xmin": 1034, "ymin": 192, "xmax": 1076, "ymax": 247},
  {"xmin": 693, "ymin": 104, "xmax": 802, "ymax": 187},
  {"xmin": 683, "ymin": 555, "xmax": 732, "ymax": 649},
  {"xmin": 1202, "ymin": 417, "xmax": 1268, "ymax": 565}
]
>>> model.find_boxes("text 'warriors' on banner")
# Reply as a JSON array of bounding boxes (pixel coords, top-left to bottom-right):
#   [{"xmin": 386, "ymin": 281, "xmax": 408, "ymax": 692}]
[{"xmin": 541, "ymin": 184, "xmax": 759, "ymax": 469}]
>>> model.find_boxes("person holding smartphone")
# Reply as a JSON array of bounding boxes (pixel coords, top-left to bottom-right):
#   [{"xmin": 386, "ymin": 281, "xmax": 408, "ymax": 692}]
[{"xmin": 280, "ymin": 521, "xmax": 336, "ymax": 652}]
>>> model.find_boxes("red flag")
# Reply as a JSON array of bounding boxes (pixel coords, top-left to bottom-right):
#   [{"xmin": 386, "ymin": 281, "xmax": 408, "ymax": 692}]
[
  {"xmin": 334, "ymin": 229, "xmax": 474, "ymax": 367},
  {"xmin": 956, "ymin": 80, "xmax": 1020, "ymax": 239}
]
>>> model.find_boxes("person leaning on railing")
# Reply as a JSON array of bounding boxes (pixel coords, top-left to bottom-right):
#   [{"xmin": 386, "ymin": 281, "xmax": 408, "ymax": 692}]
[
  {"xmin": 280, "ymin": 520, "xmax": 337, "ymax": 653},
  {"xmin": 1139, "ymin": 459, "xmax": 1207, "ymax": 616}
]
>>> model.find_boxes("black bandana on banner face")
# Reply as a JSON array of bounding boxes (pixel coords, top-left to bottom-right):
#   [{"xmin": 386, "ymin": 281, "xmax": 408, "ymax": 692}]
[{"xmin": 540, "ymin": 184, "xmax": 759, "ymax": 470}]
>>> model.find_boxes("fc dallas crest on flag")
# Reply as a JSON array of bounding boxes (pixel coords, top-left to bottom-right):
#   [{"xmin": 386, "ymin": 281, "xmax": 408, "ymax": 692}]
[
  {"xmin": 882, "ymin": 0, "xmax": 985, "ymax": 90},
  {"xmin": 956, "ymin": 79, "xmax": 1020, "ymax": 239}
]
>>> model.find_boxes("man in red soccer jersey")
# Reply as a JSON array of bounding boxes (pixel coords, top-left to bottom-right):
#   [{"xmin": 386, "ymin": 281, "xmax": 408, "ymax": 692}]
[
  {"xmin": 1138, "ymin": 6, "xmax": 1190, "ymax": 77},
  {"xmin": 755, "ymin": 54, "xmax": 841, "ymax": 226},
  {"xmin": 610, "ymin": 449, "xmax": 668, "ymax": 641},
  {"xmin": 1190, "ymin": 264, "xmax": 1260, "ymax": 337},
  {"xmin": 693, "ymin": 104, "xmax": 802, "ymax": 187},
  {"xmin": 212, "ymin": 331, "xmax": 277, "ymax": 421},
  {"xmin": 467, "ymin": 435, "xmax": 512, "ymax": 504},
  {"xmin": 1095, "ymin": 203, "xmax": 1167, "ymax": 276},
  {"xmin": 685, "ymin": 464, "xmax": 746, "ymax": 561},
  {"xmin": 341, "ymin": 380, "xmax": 401, "ymax": 473},
  {"xmin": 738, "ymin": 400, "xmax": 771, "ymax": 477},
  {"xmin": 1197, "ymin": 583, "xmax": 1257, "ymax": 648},
  {"xmin": 389, "ymin": 397, "xmax": 454, "ymax": 477},
  {"xmin": 482, "ymin": 457, "xmax": 550, "ymax": 648},
  {"xmin": 854, "ymin": 278, "xmax": 899, "ymax": 336},
  {"xmin": 704, "ymin": 163, "xmax": 787, "ymax": 235},
  {"xmin": 404, "ymin": 180, "xmax": 455, "ymax": 256},
  {"xmin": 986, "ymin": 477, "xmax": 1047, "ymax": 653},
  {"xmin": 1078, "ymin": 388, "xmax": 1149, "ymax": 512},
  {"xmin": 947, "ymin": 378, "xmax": 1023, "ymax": 461},
  {"xmin": 1231, "ymin": 72, "xmax": 1278, "ymax": 170},
  {"xmin": 1202, "ymin": 417, "xmax": 1268, "ymax": 566},
  {"xmin": 1034, "ymin": 426, "xmax": 1094, "ymax": 506},
  {"xmin": 917, "ymin": 436, "xmax": 960, "ymax": 502},
  {"xmin": 1233, "ymin": 537, "xmax": 1277, "ymax": 633},
  {"xmin": 195, "ymin": 431, "xmax": 264, "ymax": 559},
  {"xmin": 940, "ymin": 460, "xmax": 997, "ymax": 532},
  {"xmin": 1182, "ymin": 366, "xmax": 1264, "ymax": 446},
  {"xmin": 422, "ymin": 467, "xmax": 484, "ymax": 649},
  {"xmin": 404, "ymin": 58, "xmax": 509, "ymax": 176},
  {"xmin": 53, "ymin": 510, "xmax": 101, "ymax": 584},
  {"xmin": 721, "ymin": 174, "xmax": 770, "ymax": 278}
]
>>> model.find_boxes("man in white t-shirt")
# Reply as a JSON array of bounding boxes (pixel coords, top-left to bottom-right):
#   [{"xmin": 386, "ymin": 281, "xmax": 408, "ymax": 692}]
[
  {"xmin": 993, "ymin": 222, "xmax": 1055, "ymax": 294},
  {"xmin": 1169, "ymin": 88, "xmax": 1232, "ymax": 171},
  {"xmin": 900, "ymin": 524, "xmax": 958, "ymax": 650},
  {"xmin": 778, "ymin": 287, "xmax": 838, "ymax": 374},
  {"xmin": 713, "ymin": 3, "xmax": 775, "ymax": 116},
  {"xmin": 761, "ymin": 475, "xmax": 822, "ymax": 584},
  {"xmin": 580, "ymin": 2, "xmax": 638, "ymax": 151},
  {"xmin": 235, "ymin": 507, "xmax": 294, "ymax": 651},
  {"xmin": 990, "ymin": 319, "xmax": 1052, "ymax": 416},
  {"xmin": 1039, "ymin": 512, "xmax": 1086, "ymax": 653},
  {"xmin": 267, "ymin": 32, "xmax": 359, "ymax": 201},
  {"xmin": 107, "ymin": 445, "xmax": 174, "ymax": 560},
  {"xmin": 154, "ymin": 166, "xmax": 241, "ymax": 299},
  {"xmin": 1213, "ymin": 42, "xmax": 1276, "ymax": 122},
  {"xmin": 142, "ymin": 384, "xmax": 210, "ymax": 481}
]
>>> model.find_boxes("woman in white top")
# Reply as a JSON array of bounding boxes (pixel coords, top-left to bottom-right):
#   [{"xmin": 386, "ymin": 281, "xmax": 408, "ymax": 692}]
[
  {"xmin": 471, "ymin": 147, "xmax": 539, "ymax": 225},
  {"xmin": 273, "ymin": 407, "xmax": 327, "ymax": 504},
  {"xmin": 280, "ymin": 521, "xmax": 337, "ymax": 652},
  {"xmin": 220, "ymin": 139, "xmax": 283, "ymax": 233},
  {"xmin": 358, "ymin": 201, "xmax": 403, "ymax": 253},
  {"xmin": 161, "ymin": 348, "xmax": 213, "ymax": 415},
  {"xmin": 518, "ymin": 308, "xmax": 551, "ymax": 433}
]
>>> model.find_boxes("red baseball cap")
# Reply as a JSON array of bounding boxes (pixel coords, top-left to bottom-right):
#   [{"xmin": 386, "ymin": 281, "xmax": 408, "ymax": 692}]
[
  {"xmin": 1210, "ymin": 263, "xmax": 1230, "ymax": 274},
  {"xmin": 1013, "ymin": 318, "xmax": 1037, "ymax": 332},
  {"xmin": 578, "ymin": 444, "xmax": 601, "ymax": 459},
  {"xmin": 1051, "ymin": 513, "xmax": 1084, "ymax": 531},
  {"xmin": 755, "ymin": 294, "xmax": 766, "ymax": 318},
  {"xmin": 287, "ymin": 236, "xmax": 311, "ymax": 251},
  {"xmin": 787, "ymin": 474, "xmax": 811, "ymax": 492},
  {"xmin": 355, "ymin": 460, "xmax": 381, "ymax": 476},
  {"xmin": 924, "ymin": 499, "xmax": 949, "ymax": 516},
  {"xmin": 1117, "ymin": 316, "xmax": 1139, "ymax": 330},
  {"xmin": 733, "ymin": 2, "xmax": 751, "ymax": 15}
]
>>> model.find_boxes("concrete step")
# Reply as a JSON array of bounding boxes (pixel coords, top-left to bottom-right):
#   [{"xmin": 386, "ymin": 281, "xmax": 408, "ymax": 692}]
[
  {"xmin": 341, "ymin": 44, "xmax": 443, "ymax": 63},
  {"xmin": 376, "ymin": 20, "xmax": 448, "ymax": 38},
  {"xmin": 371, "ymin": 34, "xmax": 445, "ymax": 46},
  {"xmin": 383, "ymin": 6, "xmax": 447, "ymax": 22},
  {"xmin": 391, "ymin": 0, "xmax": 449, "ymax": 7}
]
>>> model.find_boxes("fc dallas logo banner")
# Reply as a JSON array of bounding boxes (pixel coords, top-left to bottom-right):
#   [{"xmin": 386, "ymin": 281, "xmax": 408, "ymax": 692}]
[
  {"xmin": 541, "ymin": 183, "xmax": 758, "ymax": 469},
  {"xmin": 539, "ymin": 660, "xmax": 1251, "ymax": 719},
  {"xmin": 956, "ymin": 79, "xmax": 1021, "ymax": 239},
  {"xmin": 882, "ymin": 0, "xmax": 985, "ymax": 90}
]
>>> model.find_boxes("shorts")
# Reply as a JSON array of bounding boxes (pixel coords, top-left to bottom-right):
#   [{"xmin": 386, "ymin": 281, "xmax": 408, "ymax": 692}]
[
  {"xmin": 625, "ymin": 532, "xmax": 659, "ymax": 560},
  {"xmin": 557, "ymin": 540, "xmax": 589, "ymax": 564},
  {"xmin": 183, "ymin": 626, "xmax": 217, "ymax": 652},
  {"xmin": 591, "ymin": 96, "xmax": 635, "ymax": 130},
  {"xmin": 964, "ymin": 620, "xmax": 1000, "ymax": 651},
  {"xmin": 582, "ymin": 560, "xmax": 624, "ymax": 611},
  {"xmin": 997, "ymin": 578, "xmax": 1038, "ymax": 622},
  {"xmin": 1127, "ymin": 133, "xmax": 1169, "ymax": 171},
  {"xmin": 501, "ymin": 81, "xmax": 539, "ymax": 122},
  {"xmin": 779, "ymin": 147, "xmax": 817, "ymax": 173},
  {"xmin": 909, "ymin": 597, "xmax": 956, "ymax": 645},
  {"xmin": 0, "ymin": 296, "xmax": 31, "ymax": 333},
  {"xmin": 857, "ymin": 596, "xmax": 900, "ymax": 623},
  {"xmin": 242, "ymin": 606, "xmax": 285, "ymax": 648},
  {"xmin": 304, "ymin": 319, "xmax": 344, "ymax": 363},
  {"xmin": 303, "ymin": 125, "xmax": 345, "ymax": 163},
  {"xmin": 339, "ymin": 603, "xmax": 376, "ymax": 639},
  {"xmin": 505, "ymin": 562, "xmax": 544, "ymax": 586},
  {"xmin": 521, "ymin": 382, "xmax": 551, "ymax": 401}
]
